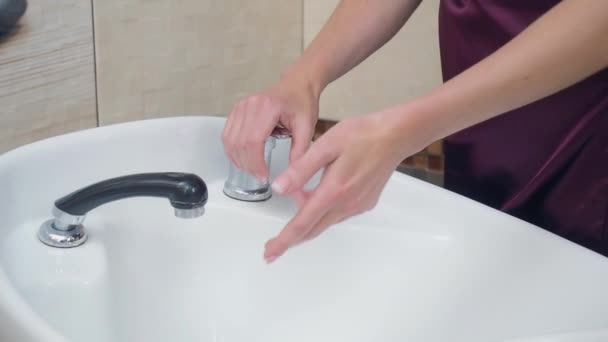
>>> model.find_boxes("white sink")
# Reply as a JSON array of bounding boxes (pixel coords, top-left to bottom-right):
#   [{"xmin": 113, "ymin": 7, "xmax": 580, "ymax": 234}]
[{"xmin": 1, "ymin": 116, "xmax": 607, "ymax": 342}]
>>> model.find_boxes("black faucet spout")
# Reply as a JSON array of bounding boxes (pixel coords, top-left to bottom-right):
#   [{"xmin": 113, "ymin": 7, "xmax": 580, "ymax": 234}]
[
  {"xmin": 39, "ymin": 172, "xmax": 208, "ymax": 248},
  {"xmin": 55, "ymin": 173, "xmax": 208, "ymax": 216}
]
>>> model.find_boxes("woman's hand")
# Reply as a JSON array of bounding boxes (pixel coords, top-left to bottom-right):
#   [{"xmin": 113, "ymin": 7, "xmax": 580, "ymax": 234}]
[
  {"xmin": 263, "ymin": 107, "xmax": 428, "ymax": 262},
  {"xmin": 222, "ymin": 76, "xmax": 320, "ymax": 181}
]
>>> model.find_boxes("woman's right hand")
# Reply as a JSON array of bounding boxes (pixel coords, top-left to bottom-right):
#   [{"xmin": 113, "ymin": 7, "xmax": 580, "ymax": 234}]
[{"xmin": 222, "ymin": 76, "xmax": 320, "ymax": 181}]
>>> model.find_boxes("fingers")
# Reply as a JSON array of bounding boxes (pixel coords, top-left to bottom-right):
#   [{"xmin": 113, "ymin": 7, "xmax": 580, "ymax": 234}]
[
  {"xmin": 271, "ymin": 134, "xmax": 338, "ymax": 195},
  {"xmin": 303, "ymin": 191, "xmax": 379, "ymax": 242},
  {"xmin": 222, "ymin": 94, "xmax": 279, "ymax": 180},
  {"xmin": 264, "ymin": 177, "xmax": 338, "ymax": 262},
  {"xmin": 221, "ymin": 102, "xmax": 241, "ymax": 168},
  {"xmin": 265, "ymin": 159, "xmax": 385, "ymax": 262},
  {"xmin": 288, "ymin": 115, "xmax": 314, "ymax": 164},
  {"xmin": 259, "ymin": 112, "xmax": 401, "ymax": 264},
  {"xmin": 265, "ymin": 193, "xmax": 375, "ymax": 263},
  {"xmin": 302, "ymin": 208, "xmax": 346, "ymax": 241},
  {"xmin": 265, "ymin": 138, "xmax": 342, "ymax": 262},
  {"xmin": 291, "ymin": 189, "xmax": 313, "ymax": 207},
  {"xmin": 240, "ymin": 126, "xmax": 270, "ymax": 180}
]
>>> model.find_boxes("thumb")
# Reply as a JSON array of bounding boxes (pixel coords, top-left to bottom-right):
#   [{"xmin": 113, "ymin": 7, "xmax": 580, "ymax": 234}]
[{"xmin": 288, "ymin": 115, "xmax": 314, "ymax": 164}]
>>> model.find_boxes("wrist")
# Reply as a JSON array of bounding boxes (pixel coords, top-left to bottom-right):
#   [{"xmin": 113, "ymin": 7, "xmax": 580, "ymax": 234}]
[
  {"xmin": 381, "ymin": 98, "xmax": 445, "ymax": 159},
  {"xmin": 280, "ymin": 61, "xmax": 327, "ymax": 100}
]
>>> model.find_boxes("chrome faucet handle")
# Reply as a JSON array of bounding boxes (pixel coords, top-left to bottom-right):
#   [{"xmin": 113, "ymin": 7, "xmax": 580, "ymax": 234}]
[{"xmin": 223, "ymin": 126, "xmax": 292, "ymax": 201}]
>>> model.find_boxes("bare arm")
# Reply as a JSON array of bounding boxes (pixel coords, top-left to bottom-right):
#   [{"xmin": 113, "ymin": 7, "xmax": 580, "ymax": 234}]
[
  {"xmin": 395, "ymin": 0, "xmax": 608, "ymax": 146},
  {"xmin": 285, "ymin": 0, "xmax": 423, "ymax": 96}
]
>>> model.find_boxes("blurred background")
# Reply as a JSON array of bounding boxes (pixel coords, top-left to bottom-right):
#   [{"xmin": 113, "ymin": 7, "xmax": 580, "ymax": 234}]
[{"xmin": 0, "ymin": 0, "xmax": 442, "ymax": 183}]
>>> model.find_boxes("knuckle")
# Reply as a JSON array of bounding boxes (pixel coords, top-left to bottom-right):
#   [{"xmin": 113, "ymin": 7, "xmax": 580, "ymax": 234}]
[
  {"xmin": 223, "ymin": 140, "xmax": 236, "ymax": 152},
  {"xmin": 232, "ymin": 139, "xmax": 244, "ymax": 149},
  {"xmin": 353, "ymin": 199, "xmax": 366, "ymax": 213},
  {"xmin": 260, "ymin": 93, "xmax": 272, "ymax": 102},
  {"xmin": 331, "ymin": 181, "xmax": 350, "ymax": 199},
  {"xmin": 250, "ymin": 93, "xmax": 266, "ymax": 105},
  {"xmin": 242, "ymin": 137, "xmax": 255, "ymax": 147},
  {"xmin": 236, "ymin": 137, "xmax": 251, "ymax": 149},
  {"xmin": 287, "ymin": 221, "xmax": 308, "ymax": 237},
  {"xmin": 221, "ymin": 130, "xmax": 231, "ymax": 144},
  {"xmin": 250, "ymin": 94, "xmax": 261, "ymax": 101},
  {"xmin": 288, "ymin": 172, "xmax": 307, "ymax": 191},
  {"xmin": 345, "ymin": 201, "xmax": 364, "ymax": 216},
  {"xmin": 344, "ymin": 194, "xmax": 373, "ymax": 215},
  {"xmin": 368, "ymin": 198, "xmax": 380, "ymax": 211},
  {"xmin": 242, "ymin": 139, "xmax": 259, "ymax": 150}
]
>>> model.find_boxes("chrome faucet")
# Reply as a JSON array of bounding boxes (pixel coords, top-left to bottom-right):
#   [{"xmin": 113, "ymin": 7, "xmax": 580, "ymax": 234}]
[
  {"xmin": 223, "ymin": 126, "xmax": 291, "ymax": 201},
  {"xmin": 38, "ymin": 172, "xmax": 208, "ymax": 248}
]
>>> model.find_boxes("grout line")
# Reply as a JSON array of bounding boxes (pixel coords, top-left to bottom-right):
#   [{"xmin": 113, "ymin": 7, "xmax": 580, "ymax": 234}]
[{"xmin": 90, "ymin": 0, "xmax": 100, "ymax": 127}]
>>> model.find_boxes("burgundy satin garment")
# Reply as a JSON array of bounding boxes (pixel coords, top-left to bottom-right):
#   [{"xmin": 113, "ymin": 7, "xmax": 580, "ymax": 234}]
[{"xmin": 438, "ymin": 0, "xmax": 608, "ymax": 255}]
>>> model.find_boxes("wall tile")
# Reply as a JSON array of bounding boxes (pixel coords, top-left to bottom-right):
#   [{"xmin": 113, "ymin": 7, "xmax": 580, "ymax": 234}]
[{"xmin": 94, "ymin": 0, "xmax": 303, "ymax": 125}]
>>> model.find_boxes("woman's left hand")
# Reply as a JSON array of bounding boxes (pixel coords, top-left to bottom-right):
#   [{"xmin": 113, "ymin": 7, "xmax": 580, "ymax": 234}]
[{"xmin": 264, "ymin": 107, "xmax": 428, "ymax": 262}]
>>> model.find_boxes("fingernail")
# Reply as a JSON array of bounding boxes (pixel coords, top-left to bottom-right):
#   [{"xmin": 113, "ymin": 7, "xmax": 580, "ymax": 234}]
[
  {"xmin": 265, "ymin": 255, "xmax": 278, "ymax": 264},
  {"xmin": 271, "ymin": 179, "xmax": 287, "ymax": 194}
]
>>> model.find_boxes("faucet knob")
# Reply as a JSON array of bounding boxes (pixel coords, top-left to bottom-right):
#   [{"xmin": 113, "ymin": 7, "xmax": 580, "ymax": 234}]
[{"xmin": 223, "ymin": 126, "xmax": 291, "ymax": 201}]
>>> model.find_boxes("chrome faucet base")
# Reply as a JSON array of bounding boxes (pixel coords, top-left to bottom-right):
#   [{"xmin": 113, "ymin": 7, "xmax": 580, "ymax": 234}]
[
  {"xmin": 38, "ymin": 219, "xmax": 88, "ymax": 248},
  {"xmin": 223, "ymin": 185, "xmax": 272, "ymax": 202}
]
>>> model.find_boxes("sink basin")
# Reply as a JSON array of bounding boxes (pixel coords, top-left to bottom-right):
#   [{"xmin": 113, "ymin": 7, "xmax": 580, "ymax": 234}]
[{"xmin": 1, "ymin": 116, "xmax": 607, "ymax": 342}]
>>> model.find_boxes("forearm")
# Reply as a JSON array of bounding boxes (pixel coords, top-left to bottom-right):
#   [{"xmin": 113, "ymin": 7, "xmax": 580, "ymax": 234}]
[
  {"xmin": 284, "ymin": 0, "xmax": 423, "ymax": 96},
  {"xmin": 394, "ymin": 0, "xmax": 608, "ymax": 147}
]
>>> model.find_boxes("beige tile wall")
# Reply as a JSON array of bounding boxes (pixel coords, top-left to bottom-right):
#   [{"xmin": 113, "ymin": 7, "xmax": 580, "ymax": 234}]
[
  {"xmin": 93, "ymin": 0, "xmax": 303, "ymax": 125},
  {"xmin": 0, "ymin": 0, "xmax": 97, "ymax": 153},
  {"xmin": 304, "ymin": 0, "xmax": 442, "ymax": 121},
  {"xmin": 0, "ymin": 0, "xmax": 441, "ymax": 153}
]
